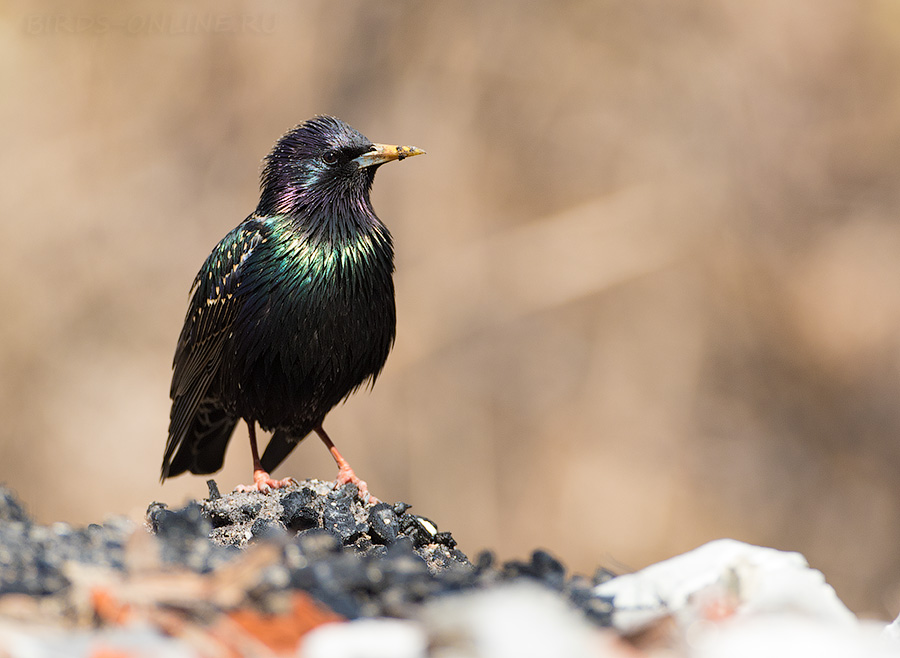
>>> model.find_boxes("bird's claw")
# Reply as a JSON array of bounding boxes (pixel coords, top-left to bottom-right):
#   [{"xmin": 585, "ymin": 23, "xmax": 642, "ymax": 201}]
[
  {"xmin": 235, "ymin": 471, "xmax": 296, "ymax": 493},
  {"xmin": 334, "ymin": 465, "xmax": 379, "ymax": 504}
]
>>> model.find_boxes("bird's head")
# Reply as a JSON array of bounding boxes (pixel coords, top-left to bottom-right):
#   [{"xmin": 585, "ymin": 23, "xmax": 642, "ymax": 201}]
[{"xmin": 257, "ymin": 115, "xmax": 424, "ymax": 218}]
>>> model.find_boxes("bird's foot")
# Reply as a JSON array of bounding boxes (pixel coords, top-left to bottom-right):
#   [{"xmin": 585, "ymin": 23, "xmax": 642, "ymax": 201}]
[
  {"xmin": 235, "ymin": 469, "xmax": 296, "ymax": 494},
  {"xmin": 334, "ymin": 465, "xmax": 379, "ymax": 504}
]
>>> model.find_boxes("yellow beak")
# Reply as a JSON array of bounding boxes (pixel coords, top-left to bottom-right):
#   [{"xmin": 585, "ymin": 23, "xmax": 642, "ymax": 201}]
[{"xmin": 354, "ymin": 143, "xmax": 426, "ymax": 169}]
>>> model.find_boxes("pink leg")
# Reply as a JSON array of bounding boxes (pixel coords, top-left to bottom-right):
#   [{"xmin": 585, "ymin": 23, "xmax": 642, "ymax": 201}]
[
  {"xmin": 235, "ymin": 421, "xmax": 295, "ymax": 493},
  {"xmin": 315, "ymin": 426, "xmax": 378, "ymax": 503}
]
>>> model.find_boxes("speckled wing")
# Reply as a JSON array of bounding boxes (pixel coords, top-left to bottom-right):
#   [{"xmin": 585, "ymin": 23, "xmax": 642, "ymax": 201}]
[{"xmin": 161, "ymin": 219, "xmax": 266, "ymax": 480}]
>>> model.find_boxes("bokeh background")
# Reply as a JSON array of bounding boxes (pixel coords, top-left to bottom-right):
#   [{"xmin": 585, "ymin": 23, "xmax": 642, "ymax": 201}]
[{"xmin": 3, "ymin": 0, "xmax": 900, "ymax": 617}]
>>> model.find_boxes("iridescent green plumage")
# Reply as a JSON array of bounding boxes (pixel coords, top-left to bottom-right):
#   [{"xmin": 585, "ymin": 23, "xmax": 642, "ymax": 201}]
[{"xmin": 161, "ymin": 116, "xmax": 423, "ymax": 490}]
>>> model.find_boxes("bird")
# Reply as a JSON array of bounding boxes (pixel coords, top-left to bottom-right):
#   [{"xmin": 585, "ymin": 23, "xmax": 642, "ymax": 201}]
[{"xmin": 160, "ymin": 115, "xmax": 424, "ymax": 497}]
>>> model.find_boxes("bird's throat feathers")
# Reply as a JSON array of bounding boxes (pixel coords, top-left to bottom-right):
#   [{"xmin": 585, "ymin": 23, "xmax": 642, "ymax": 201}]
[
  {"xmin": 256, "ymin": 201, "xmax": 394, "ymax": 288},
  {"xmin": 258, "ymin": 167, "xmax": 376, "ymax": 220},
  {"xmin": 254, "ymin": 171, "xmax": 394, "ymax": 292},
  {"xmin": 275, "ymin": 192, "xmax": 388, "ymax": 249}
]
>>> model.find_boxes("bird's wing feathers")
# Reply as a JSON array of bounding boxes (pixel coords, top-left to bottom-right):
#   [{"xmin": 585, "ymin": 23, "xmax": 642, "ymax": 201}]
[
  {"xmin": 162, "ymin": 219, "xmax": 267, "ymax": 478},
  {"xmin": 170, "ymin": 221, "xmax": 265, "ymax": 395}
]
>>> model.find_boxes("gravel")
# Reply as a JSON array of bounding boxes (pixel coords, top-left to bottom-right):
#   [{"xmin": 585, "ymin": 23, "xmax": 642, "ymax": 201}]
[
  {"xmin": 0, "ymin": 481, "xmax": 615, "ymax": 629},
  {"xmin": 0, "ymin": 483, "xmax": 870, "ymax": 657}
]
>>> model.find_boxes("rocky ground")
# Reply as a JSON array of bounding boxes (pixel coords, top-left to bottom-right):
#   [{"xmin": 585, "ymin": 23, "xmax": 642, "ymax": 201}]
[
  {"xmin": 0, "ymin": 481, "xmax": 895, "ymax": 657},
  {"xmin": 0, "ymin": 480, "xmax": 616, "ymax": 656},
  {"xmin": 148, "ymin": 478, "xmax": 615, "ymax": 623}
]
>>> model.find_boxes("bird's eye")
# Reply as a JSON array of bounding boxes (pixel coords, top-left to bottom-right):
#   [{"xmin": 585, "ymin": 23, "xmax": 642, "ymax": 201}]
[{"xmin": 322, "ymin": 149, "xmax": 339, "ymax": 166}]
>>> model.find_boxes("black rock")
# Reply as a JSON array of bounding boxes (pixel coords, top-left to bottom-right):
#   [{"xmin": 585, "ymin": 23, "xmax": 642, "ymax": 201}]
[
  {"xmin": 150, "ymin": 502, "xmax": 211, "ymax": 541},
  {"xmin": 281, "ymin": 488, "xmax": 317, "ymax": 515},
  {"xmin": 236, "ymin": 500, "xmax": 263, "ymax": 521},
  {"xmin": 322, "ymin": 500, "xmax": 367, "ymax": 544},
  {"xmin": 206, "ymin": 480, "xmax": 221, "ymax": 500},
  {"xmin": 382, "ymin": 540, "xmax": 430, "ymax": 584},
  {"xmin": 500, "ymin": 549, "xmax": 566, "ymax": 590},
  {"xmin": 474, "ymin": 550, "xmax": 495, "ymax": 573},
  {"xmin": 281, "ymin": 488, "xmax": 319, "ymax": 532},
  {"xmin": 367, "ymin": 503, "xmax": 400, "ymax": 545},
  {"xmin": 285, "ymin": 506, "xmax": 319, "ymax": 533},
  {"xmin": 0, "ymin": 488, "xmax": 30, "ymax": 523},
  {"xmin": 327, "ymin": 484, "xmax": 356, "ymax": 503},
  {"xmin": 399, "ymin": 515, "xmax": 439, "ymax": 548},
  {"xmin": 530, "ymin": 549, "xmax": 566, "ymax": 589},
  {"xmin": 392, "ymin": 502, "xmax": 412, "ymax": 516},
  {"xmin": 250, "ymin": 518, "xmax": 285, "ymax": 541},
  {"xmin": 295, "ymin": 528, "xmax": 343, "ymax": 557}
]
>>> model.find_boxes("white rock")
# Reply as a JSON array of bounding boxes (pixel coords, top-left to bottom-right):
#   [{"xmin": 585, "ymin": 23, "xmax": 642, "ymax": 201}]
[
  {"xmin": 884, "ymin": 615, "xmax": 900, "ymax": 642},
  {"xmin": 299, "ymin": 618, "xmax": 428, "ymax": 658},
  {"xmin": 691, "ymin": 615, "xmax": 900, "ymax": 658},
  {"xmin": 419, "ymin": 581, "xmax": 619, "ymax": 658},
  {"xmin": 594, "ymin": 538, "xmax": 856, "ymax": 633}
]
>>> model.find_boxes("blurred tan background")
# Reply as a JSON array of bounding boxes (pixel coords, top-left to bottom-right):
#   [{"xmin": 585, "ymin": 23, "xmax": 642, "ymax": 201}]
[{"xmin": 3, "ymin": 0, "xmax": 900, "ymax": 617}]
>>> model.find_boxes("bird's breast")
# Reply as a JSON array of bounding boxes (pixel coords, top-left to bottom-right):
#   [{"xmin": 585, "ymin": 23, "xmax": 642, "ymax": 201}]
[
  {"xmin": 265, "ymin": 230, "xmax": 395, "ymax": 353},
  {"xmin": 220, "ymin": 228, "xmax": 396, "ymax": 429}
]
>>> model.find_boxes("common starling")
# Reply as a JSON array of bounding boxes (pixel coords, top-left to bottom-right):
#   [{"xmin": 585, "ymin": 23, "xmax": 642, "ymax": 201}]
[{"xmin": 161, "ymin": 116, "xmax": 424, "ymax": 496}]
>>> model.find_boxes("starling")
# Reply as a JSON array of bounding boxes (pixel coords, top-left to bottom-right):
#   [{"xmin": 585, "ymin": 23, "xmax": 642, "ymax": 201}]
[{"xmin": 161, "ymin": 116, "xmax": 424, "ymax": 496}]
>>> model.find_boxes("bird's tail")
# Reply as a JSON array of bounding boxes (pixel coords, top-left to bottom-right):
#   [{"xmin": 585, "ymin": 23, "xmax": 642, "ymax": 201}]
[
  {"xmin": 260, "ymin": 429, "xmax": 310, "ymax": 474},
  {"xmin": 161, "ymin": 403, "xmax": 238, "ymax": 481}
]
